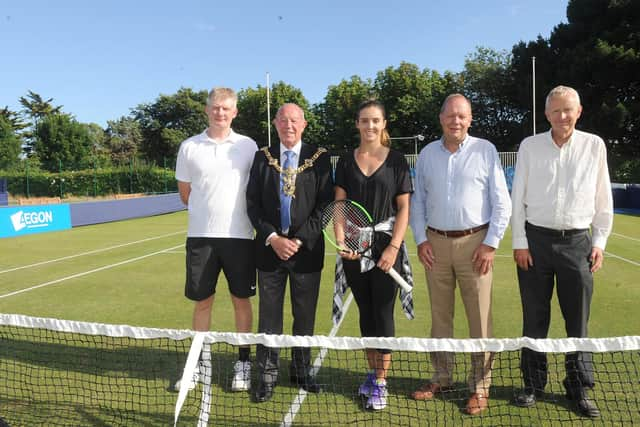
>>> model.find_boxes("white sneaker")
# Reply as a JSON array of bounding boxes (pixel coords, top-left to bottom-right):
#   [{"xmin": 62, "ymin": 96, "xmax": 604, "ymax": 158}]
[
  {"xmin": 174, "ymin": 363, "xmax": 201, "ymax": 392},
  {"xmin": 366, "ymin": 381, "xmax": 388, "ymax": 410},
  {"xmin": 231, "ymin": 360, "xmax": 251, "ymax": 391}
]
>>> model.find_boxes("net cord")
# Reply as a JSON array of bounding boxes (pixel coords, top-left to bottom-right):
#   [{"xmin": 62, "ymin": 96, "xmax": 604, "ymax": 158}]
[{"xmin": 2, "ymin": 313, "xmax": 639, "ymax": 353}]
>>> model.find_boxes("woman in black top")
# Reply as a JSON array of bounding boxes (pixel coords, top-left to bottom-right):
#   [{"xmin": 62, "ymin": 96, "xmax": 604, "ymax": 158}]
[{"xmin": 334, "ymin": 99, "xmax": 412, "ymax": 410}]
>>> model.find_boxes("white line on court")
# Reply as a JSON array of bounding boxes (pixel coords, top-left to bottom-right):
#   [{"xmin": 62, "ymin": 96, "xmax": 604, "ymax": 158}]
[
  {"xmin": 0, "ymin": 244, "xmax": 183, "ymax": 299},
  {"xmin": 605, "ymin": 251, "xmax": 640, "ymax": 267},
  {"xmin": 611, "ymin": 232, "xmax": 640, "ymax": 243},
  {"xmin": 0, "ymin": 231, "xmax": 185, "ymax": 275},
  {"xmin": 280, "ymin": 292, "xmax": 355, "ymax": 427},
  {"xmin": 276, "ymin": 246, "xmax": 637, "ymax": 423}
]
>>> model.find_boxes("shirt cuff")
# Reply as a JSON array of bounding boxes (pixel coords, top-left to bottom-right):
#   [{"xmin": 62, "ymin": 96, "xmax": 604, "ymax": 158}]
[
  {"xmin": 591, "ymin": 235, "xmax": 607, "ymax": 251},
  {"xmin": 482, "ymin": 234, "xmax": 500, "ymax": 249},
  {"xmin": 512, "ymin": 236, "xmax": 529, "ymax": 250},
  {"xmin": 413, "ymin": 228, "xmax": 427, "ymax": 245},
  {"xmin": 266, "ymin": 232, "xmax": 277, "ymax": 246}
]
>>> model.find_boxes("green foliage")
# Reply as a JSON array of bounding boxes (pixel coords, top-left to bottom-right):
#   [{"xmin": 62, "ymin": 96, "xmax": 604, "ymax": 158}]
[
  {"xmin": 462, "ymin": 47, "xmax": 526, "ymax": 151},
  {"xmin": 34, "ymin": 113, "xmax": 93, "ymax": 172},
  {"xmin": 611, "ymin": 157, "xmax": 640, "ymax": 183},
  {"xmin": 19, "ymin": 90, "xmax": 64, "ymax": 155},
  {"xmin": 373, "ymin": 62, "xmax": 457, "ymax": 152},
  {"xmin": 132, "ymin": 87, "xmax": 208, "ymax": 164},
  {"xmin": 19, "ymin": 90, "xmax": 63, "ymax": 120},
  {"xmin": 316, "ymin": 76, "xmax": 374, "ymax": 151},
  {"xmin": 235, "ymin": 82, "xmax": 322, "ymax": 147},
  {"xmin": 511, "ymin": 0, "xmax": 640, "ymax": 158},
  {"xmin": 0, "ymin": 116, "xmax": 23, "ymax": 170},
  {"xmin": 2, "ymin": 165, "xmax": 176, "ymax": 198},
  {"xmin": 105, "ymin": 116, "xmax": 143, "ymax": 165},
  {"xmin": 0, "ymin": 106, "xmax": 28, "ymax": 132}
]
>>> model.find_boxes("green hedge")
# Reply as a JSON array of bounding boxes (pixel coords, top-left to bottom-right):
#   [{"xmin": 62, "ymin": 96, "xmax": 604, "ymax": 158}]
[{"xmin": 0, "ymin": 166, "xmax": 177, "ymax": 198}]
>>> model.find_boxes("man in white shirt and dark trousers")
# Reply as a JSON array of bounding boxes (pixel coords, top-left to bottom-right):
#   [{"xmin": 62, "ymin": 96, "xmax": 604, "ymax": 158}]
[
  {"xmin": 511, "ymin": 86, "xmax": 613, "ymax": 418},
  {"xmin": 410, "ymin": 94, "xmax": 512, "ymax": 416},
  {"xmin": 175, "ymin": 87, "xmax": 258, "ymax": 393}
]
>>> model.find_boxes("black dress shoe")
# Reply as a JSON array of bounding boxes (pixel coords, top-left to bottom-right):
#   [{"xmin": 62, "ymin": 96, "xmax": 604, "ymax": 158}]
[
  {"xmin": 290, "ymin": 375, "xmax": 323, "ymax": 393},
  {"xmin": 513, "ymin": 389, "xmax": 543, "ymax": 407},
  {"xmin": 254, "ymin": 382, "xmax": 274, "ymax": 403},
  {"xmin": 573, "ymin": 397, "xmax": 600, "ymax": 418}
]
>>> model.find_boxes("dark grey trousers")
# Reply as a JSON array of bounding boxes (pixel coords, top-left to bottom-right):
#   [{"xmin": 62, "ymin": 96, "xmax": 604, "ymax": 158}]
[
  {"xmin": 517, "ymin": 222, "xmax": 595, "ymax": 397},
  {"xmin": 255, "ymin": 266, "xmax": 321, "ymax": 385}
]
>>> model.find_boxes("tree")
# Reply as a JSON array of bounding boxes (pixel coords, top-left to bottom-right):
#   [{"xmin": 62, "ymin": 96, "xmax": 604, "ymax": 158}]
[
  {"xmin": 34, "ymin": 113, "xmax": 92, "ymax": 172},
  {"xmin": 235, "ymin": 82, "xmax": 322, "ymax": 147},
  {"xmin": 510, "ymin": 36, "xmax": 555, "ymax": 136},
  {"xmin": 19, "ymin": 90, "xmax": 63, "ymax": 155},
  {"xmin": 0, "ymin": 106, "xmax": 28, "ymax": 133},
  {"xmin": 19, "ymin": 90, "xmax": 63, "ymax": 121},
  {"xmin": 132, "ymin": 88, "xmax": 208, "ymax": 164},
  {"xmin": 462, "ymin": 47, "xmax": 526, "ymax": 151},
  {"xmin": 511, "ymin": 0, "xmax": 640, "ymax": 166},
  {"xmin": 374, "ymin": 62, "xmax": 458, "ymax": 153},
  {"xmin": 0, "ymin": 116, "xmax": 22, "ymax": 170},
  {"xmin": 316, "ymin": 76, "xmax": 374, "ymax": 151},
  {"xmin": 83, "ymin": 123, "xmax": 109, "ymax": 166},
  {"xmin": 105, "ymin": 116, "xmax": 143, "ymax": 165}
]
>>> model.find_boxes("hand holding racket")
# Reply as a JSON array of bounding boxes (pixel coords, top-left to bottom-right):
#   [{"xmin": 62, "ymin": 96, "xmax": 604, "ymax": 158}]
[{"xmin": 321, "ymin": 199, "xmax": 412, "ymax": 293}]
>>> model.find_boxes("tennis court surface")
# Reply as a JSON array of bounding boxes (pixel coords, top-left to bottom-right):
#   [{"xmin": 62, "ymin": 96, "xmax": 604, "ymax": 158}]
[{"xmin": 1, "ymin": 211, "xmax": 638, "ymax": 425}]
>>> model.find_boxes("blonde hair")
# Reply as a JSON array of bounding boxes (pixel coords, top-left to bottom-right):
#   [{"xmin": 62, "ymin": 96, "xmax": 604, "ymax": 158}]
[
  {"xmin": 357, "ymin": 99, "xmax": 390, "ymax": 147},
  {"xmin": 545, "ymin": 85, "xmax": 581, "ymax": 109},
  {"xmin": 207, "ymin": 87, "xmax": 237, "ymax": 107}
]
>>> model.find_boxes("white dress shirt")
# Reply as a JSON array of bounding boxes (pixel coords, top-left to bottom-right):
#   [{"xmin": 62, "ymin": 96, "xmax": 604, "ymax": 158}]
[
  {"xmin": 511, "ymin": 129, "xmax": 613, "ymax": 250},
  {"xmin": 410, "ymin": 135, "xmax": 512, "ymax": 248}
]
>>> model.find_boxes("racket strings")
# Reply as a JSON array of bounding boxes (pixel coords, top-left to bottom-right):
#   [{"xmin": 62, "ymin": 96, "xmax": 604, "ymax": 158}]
[{"xmin": 322, "ymin": 201, "xmax": 373, "ymax": 253}]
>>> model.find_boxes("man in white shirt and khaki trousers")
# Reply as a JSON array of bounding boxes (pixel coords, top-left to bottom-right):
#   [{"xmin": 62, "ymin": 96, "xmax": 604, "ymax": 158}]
[{"xmin": 511, "ymin": 85, "xmax": 613, "ymax": 418}]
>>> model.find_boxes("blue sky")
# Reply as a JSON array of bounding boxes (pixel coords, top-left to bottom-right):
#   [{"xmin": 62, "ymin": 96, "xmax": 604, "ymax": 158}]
[{"xmin": 1, "ymin": 0, "xmax": 568, "ymax": 127}]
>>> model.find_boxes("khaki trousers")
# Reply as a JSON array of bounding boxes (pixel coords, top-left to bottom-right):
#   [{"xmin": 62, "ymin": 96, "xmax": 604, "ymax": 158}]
[{"xmin": 425, "ymin": 229, "xmax": 494, "ymax": 395}]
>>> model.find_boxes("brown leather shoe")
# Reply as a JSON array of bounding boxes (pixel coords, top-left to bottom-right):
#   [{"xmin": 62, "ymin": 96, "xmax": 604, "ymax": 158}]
[
  {"xmin": 466, "ymin": 393, "xmax": 489, "ymax": 415},
  {"xmin": 411, "ymin": 382, "xmax": 450, "ymax": 400}
]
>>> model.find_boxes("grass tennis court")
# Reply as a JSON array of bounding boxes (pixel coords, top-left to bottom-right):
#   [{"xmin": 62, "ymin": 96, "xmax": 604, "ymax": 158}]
[
  {"xmin": 0, "ymin": 211, "xmax": 638, "ymax": 426},
  {"xmin": 1, "ymin": 211, "xmax": 638, "ymax": 337}
]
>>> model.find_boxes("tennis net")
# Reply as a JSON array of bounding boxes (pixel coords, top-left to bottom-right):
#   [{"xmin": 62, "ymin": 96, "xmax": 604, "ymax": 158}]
[{"xmin": 1, "ymin": 313, "xmax": 638, "ymax": 426}]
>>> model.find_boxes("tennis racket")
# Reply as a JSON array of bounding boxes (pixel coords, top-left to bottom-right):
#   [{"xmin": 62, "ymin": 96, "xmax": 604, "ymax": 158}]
[{"xmin": 321, "ymin": 199, "xmax": 411, "ymax": 293}]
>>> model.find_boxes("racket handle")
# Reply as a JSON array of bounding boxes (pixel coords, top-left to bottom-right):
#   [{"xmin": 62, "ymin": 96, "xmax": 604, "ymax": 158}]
[{"xmin": 388, "ymin": 268, "xmax": 412, "ymax": 293}]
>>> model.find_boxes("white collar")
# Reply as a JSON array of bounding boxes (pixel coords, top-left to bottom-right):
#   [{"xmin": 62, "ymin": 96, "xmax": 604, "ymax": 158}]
[
  {"xmin": 203, "ymin": 128, "xmax": 237, "ymax": 144},
  {"xmin": 280, "ymin": 141, "xmax": 302, "ymax": 158}
]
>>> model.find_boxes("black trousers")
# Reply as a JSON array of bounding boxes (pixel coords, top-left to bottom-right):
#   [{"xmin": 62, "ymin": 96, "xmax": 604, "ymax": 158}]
[
  {"xmin": 342, "ymin": 259, "xmax": 398, "ymax": 349},
  {"xmin": 517, "ymin": 223, "xmax": 595, "ymax": 397},
  {"xmin": 255, "ymin": 265, "xmax": 321, "ymax": 385}
]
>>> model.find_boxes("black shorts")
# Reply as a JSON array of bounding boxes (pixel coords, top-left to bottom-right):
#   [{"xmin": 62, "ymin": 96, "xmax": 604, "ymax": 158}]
[{"xmin": 184, "ymin": 237, "xmax": 256, "ymax": 301}]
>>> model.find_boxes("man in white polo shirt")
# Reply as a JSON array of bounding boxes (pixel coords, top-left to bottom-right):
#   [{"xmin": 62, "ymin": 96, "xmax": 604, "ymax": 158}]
[{"xmin": 174, "ymin": 87, "xmax": 258, "ymax": 392}]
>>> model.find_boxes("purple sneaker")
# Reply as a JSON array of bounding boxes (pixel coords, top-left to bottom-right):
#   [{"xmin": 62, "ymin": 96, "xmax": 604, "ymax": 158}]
[
  {"xmin": 358, "ymin": 372, "xmax": 375, "ymax": 397},
  {"xmin": 366, "ymin": 381, "xmax": 388, "ymax": 410}
]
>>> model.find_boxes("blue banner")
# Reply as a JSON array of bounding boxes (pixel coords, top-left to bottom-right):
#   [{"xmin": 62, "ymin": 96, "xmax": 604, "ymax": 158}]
[{"xmin": 0, "ymin": 204, "xmax": 72, "ymax": 238}]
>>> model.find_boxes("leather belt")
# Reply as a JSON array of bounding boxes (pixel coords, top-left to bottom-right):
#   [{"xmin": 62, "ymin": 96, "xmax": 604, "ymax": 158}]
[
  {"xmin": 427, "ymin": 223, "xmax": 489, "ymax": 238},
  {"xmin": 525, "ymin": 222, "xmax": 588, "ymax": 237}
]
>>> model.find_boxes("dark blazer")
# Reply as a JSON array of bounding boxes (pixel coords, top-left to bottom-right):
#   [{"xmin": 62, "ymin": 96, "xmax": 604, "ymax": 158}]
[{"xmin": 246, "ymin": 143, "xmax": 333, "ymax": 273}]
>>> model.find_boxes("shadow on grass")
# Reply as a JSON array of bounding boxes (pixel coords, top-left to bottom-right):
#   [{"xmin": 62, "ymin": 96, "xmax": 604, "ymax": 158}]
[{"xmin": 1, "ymin": 334, "xmax": 637, "ymax": 426}]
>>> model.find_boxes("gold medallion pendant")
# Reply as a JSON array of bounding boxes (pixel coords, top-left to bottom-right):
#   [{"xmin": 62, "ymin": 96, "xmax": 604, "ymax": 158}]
[{"xmin": 262, "ymin": 147, "xmax": 327, "ymax": 197}]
